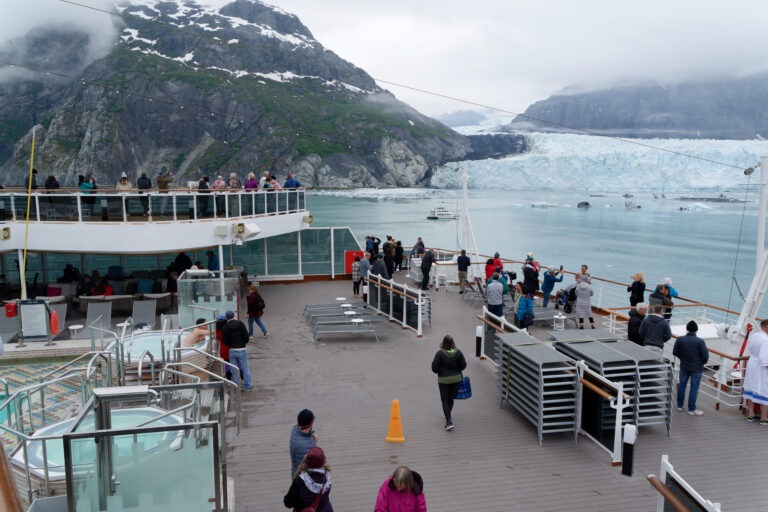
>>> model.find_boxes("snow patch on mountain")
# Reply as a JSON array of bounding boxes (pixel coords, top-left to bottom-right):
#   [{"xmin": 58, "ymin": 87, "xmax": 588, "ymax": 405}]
[{"xmin": 429, "ymin": 132, "xmax": 768, "ymax": 192}]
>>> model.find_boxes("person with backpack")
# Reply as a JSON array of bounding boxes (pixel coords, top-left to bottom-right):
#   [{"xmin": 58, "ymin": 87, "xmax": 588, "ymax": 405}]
[{"xmin": 247, "ymin": 285, "xmax": 269, "ymax": 337}]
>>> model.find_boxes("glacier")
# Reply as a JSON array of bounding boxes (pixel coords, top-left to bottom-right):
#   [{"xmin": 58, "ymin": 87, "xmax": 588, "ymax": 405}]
[{"xmin": 430, "ymin": 132, "xmax": 768, "ymax": 192}]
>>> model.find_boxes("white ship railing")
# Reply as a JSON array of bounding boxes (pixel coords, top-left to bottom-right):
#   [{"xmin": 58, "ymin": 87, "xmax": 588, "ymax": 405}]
[
  {"xmin": 0, "ymin": 187, "xmax": 305, "ymax": 224},
  {"xmin": 364, "ymin": 274, "xmax": 426, "ymax": 336}
]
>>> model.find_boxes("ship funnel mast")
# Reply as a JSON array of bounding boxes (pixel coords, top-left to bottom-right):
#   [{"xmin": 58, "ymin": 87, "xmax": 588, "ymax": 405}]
[
  {"xmin": 732, "ymin": 156, "xmax": 768, "ymax": 340},
  {"xmin": 457, "ymin": 164, "xmax": 481, "ymax": 277}
]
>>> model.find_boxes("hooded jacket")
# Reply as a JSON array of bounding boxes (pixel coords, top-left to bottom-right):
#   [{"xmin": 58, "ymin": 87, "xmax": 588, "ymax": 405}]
[
  {"xmin": 431, "ymin": 348, "xmax": 466, "ymax": 384},
  {"xmin": 374, "ymin": 471, "xmax": 426, "ymax": 512},
  {"xmin": 541, "ymin": 271, "xmax": 563, "ymax": 294},
  {"xmin": 638, "ymin": 314, "xmax": 672, "ymax": 349},
  {"xmin": 284, "ymin": 468, "xmax": 332, "ymax": 512},
  {"xmin": 221, "ymin": 319, "xmax": 249, "ymax": 350},
  {"xmin": 521, "ymin": 264, "xmax": 539, "ymax": 295},
  {"xmin": 627, "ymin": 309, "xmax": 645, "ymax": 345}
]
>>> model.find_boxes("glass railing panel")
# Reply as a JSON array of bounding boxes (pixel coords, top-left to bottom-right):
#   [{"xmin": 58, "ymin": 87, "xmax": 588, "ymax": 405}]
[
  {"xmin": 149, "ymin": 193, "xmax": 175, "ymax": 220},
  {"xmin": 265, "ymin": 191, "xmax": 277, "ymax": 215},
  {"xmin": 231, "ymin": 239, "xmax": 265, "ymax": 276},
  {"xmin": 171, "ymin": 193, "xmax": 193, "ymax": 220},
  {"xmin": 277, "ymin": 190, "xmax": 287, "ymax": 213},
  {"xmin": 301, "ymin": 228, "xmax": 332, "ymax": 275},
  {"xmin": 212, "ymin": 192, "xmax": 226, "ymax": 218},
  {"xmin": 66, "ymin": 423, "xmax": 219, "ymax": 512},
  {"xmin": 333, "ymin": 228, "xmax": 361, "ymax": 275},
  {"xmin": 227, "ymin": 192, "xmax": 243, "ymax": 218},
  {"xmin": 265, "ymin": 232, "xmax": 299, "ymax": 275},
  {"xmin": 39, "ymin": 193, "xmax": 78, "ymax": 221},
  {"xmin": 82, "ymin": 195, "xmax": 126, "ymax": 222},
  {"xmin": 122, "ymin": 193, "xmax": 150, "ymax": 219},
  {"xmin": 241, "ymin": 192, "xmax": 255, "ymax": 217},
  {"xmin": 255, "ymin": 191, "xmax": 266, "ymax": 216},
  {"xmin": 11, "ymin": 193, "xmax": 37, "ymax": 221}
]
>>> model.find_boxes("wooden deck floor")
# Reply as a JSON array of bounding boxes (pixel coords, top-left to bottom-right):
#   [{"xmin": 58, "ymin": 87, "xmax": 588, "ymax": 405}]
[{"xmin": 229, "ymin": 278, "xmax": 767, "ymax": 512}]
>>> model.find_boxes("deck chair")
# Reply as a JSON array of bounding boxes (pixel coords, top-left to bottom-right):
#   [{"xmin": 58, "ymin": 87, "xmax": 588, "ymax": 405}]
[
  {"xmin": 132, "ymin": 299, "xmax": 157, "ymax": 330},
  {"xmin": 0, "ymin": 313, "xmax": 18, "ymax": 344},
  {"xmin": 50, "ymin": 303, "xmax": 68, "ymax": 340},
  {"xmin": 160, "ymin": 313, "xmax": 179, "ymax": 330},
  {"xmin": 85, "ymin": 301, "xmax": 112, "ymax": 340}
]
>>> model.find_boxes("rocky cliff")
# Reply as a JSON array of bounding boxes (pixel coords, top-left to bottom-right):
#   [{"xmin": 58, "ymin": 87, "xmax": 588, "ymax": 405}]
[
  {"xmin": 0, "ymin": 0, "xmax": 481, "ymax": 188},
  {"xmin": 507, "ymin": 75, "xmax": 768, "ymax": 140}
]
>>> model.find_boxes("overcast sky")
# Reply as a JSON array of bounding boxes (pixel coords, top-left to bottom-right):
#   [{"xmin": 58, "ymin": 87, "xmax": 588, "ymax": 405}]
[{"xmin": 3, "ymin": 0, "xmax": 768, "ymax": 117}]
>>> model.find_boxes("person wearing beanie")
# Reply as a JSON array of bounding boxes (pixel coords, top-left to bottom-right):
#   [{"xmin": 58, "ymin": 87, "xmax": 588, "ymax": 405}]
[
  {"xmin": 673, "ymin": 320, "xmax": 709, "ymax": 415},
  {"xmin": 627, "ymin": 303, "xmax": 647, "ymax": 345},
  {"xmin": 290, "ymin": 409, "xmax": 319, "ymax": 477},
  {"xmin": 284, "ymin": 447, "xmax": 333, "ymax": 511},
  {"xmin": 220, "ymin": 310, "xmax": 252, "ymax": 390}
]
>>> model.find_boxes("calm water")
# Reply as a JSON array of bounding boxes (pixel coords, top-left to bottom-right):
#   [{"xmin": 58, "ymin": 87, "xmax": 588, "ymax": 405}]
[{"xmin": 308, "ymin": 189, "xmax": 764, "ymax": 314}]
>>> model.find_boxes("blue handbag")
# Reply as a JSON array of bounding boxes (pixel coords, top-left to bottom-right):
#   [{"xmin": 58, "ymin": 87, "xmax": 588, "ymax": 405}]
[{"xmin": 455, "ymin": 376, "xmax": 472, "ymax": 400}]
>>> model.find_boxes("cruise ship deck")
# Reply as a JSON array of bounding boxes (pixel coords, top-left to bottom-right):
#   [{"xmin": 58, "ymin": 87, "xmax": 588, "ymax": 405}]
[{"xmin": 231, "ymin": 278, "xmax": 765, "ymax": 512}]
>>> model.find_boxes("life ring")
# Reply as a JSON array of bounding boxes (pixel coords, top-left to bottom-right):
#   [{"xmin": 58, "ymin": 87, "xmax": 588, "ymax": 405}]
[{"xmin": 50, "ymin": 310, "xmax": 60, "ymax": 335}]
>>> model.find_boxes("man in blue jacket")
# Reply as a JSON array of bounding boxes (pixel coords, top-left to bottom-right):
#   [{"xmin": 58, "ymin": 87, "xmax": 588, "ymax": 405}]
[
  {"xmin": 456, "ymin": 249, "xmax": 471, "ymax": 294},
  {"xmin": 289, "ymin": 409, "xmax": 318, "ymax": 476},
  {"xmin": 673, "ymin": 321, "xmax": 709, "ymax": 416},
  {"xmin": 283, "ymin": 173, "xmax": 302, "ymax": 188},
  {"xmin": 541, "ymin": 266, "xmax": 563, "ymax": 307}
]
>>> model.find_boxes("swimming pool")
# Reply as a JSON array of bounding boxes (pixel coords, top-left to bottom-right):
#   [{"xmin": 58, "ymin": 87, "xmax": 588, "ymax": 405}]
[
  {"xmin": 117, "ymin": 331, "xmax": 209, "ymax": 362},
  {"xmin": 11, "ymin": 407, "xmax": 183, "ymax": 480}
]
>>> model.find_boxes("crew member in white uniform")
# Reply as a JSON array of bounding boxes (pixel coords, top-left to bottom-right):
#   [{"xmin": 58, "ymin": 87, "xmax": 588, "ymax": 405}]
[{"xmin": 743, "ymin": 318, "xmax": 768, "ymax": 424}]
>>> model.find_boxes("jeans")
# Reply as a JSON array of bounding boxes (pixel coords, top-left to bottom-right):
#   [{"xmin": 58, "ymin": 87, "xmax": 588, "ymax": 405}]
[
  {"xmin": 229, "ymin": 349, "xmax": 252, "ymax": 389},
  {"xmin": 677, "ymin": 369, "xmax": 702, "ymax": 411},
  {"xmin": 488, "ymin": 303, "xmax": 504, "ymax": 317},
  {"xmin": 421, "ymin": 269, "xmax": 430, "ymax": 290},
  {"xmin": 248, "ymin": 316, "xmax": 267, "ymax": 336},
  {"xmin": 353, "ymin": 279, "xmax": 361, "ymax": 295},
  {"xmin": 541, "ymin": 288, "xmax": 552, "ymax": 307},
  {"xmin": 439, "ymin": 382, "xmax": 460, "ymax": 422},
  {"xmin": 458, "ymin": 271, "xmax": 468, "ymax": 292}
]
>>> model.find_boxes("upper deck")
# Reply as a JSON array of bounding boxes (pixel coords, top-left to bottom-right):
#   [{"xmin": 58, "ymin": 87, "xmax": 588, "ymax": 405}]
[{"xmin": 0, "ymin": 188, "xmax": 307, "ymax": 253}]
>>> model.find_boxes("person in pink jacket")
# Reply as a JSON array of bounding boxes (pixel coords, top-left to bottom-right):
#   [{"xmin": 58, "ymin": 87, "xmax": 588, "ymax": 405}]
[{"xmin": 374, "ymin": 466, "xmax": 426, "ymax": 512}]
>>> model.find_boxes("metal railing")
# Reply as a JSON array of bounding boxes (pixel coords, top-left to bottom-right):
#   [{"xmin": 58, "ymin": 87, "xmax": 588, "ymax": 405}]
[{"xmin": 0, "ymin": 188, "xmax": 306, "ymax": 224}]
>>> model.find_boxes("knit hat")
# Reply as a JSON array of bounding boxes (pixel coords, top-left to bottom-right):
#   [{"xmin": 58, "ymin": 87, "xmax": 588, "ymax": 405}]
[
  {"xmin": 216, "ymin": 314, "xmax": 226, "ymax": 321},
  {"xmin": 297, "ymin": 409, "xmax": 314, "ymax": 428},
  {"xmin": 121, "ymin": 172, "xmax": 128, "ymax": 179},
  {"xmin": 225, "ymin": 310, "xmax": 235, "ymax": 319},
  {"xmin": 687, "ymin": 320, "xmax": 698, "ymax": 333},
  {"xmin": 304, "ymin": 447, "xmax": 325, "ymax": 469}
]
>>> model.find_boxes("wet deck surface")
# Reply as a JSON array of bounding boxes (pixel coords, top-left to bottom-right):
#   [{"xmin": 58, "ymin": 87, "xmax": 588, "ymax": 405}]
[{"xmin": 230, "ymin": 278, "xmax": 767, "ymax": 512}]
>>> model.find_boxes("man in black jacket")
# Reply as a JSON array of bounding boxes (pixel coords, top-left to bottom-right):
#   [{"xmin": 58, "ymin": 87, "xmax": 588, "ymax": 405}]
[
  {"xmin": 627, "ymin": 302, "xmax": 647, "ymax": 345},
  {"xmin": 639, "ymin": 306, "xmax": 672, "ymax": 356},
  {"xmin": 221, "ymin": 310, "xmax": 252, "ymax": 390},
  {"xmin": 420, "ymin": 249, "xmax": 434, "ymax": 291},
  {"xmin": 136, "ymin": 172, "xmax": 152, "ymax": 215},
  {"xmin": 673, "ymin": 321, "xmax": 709, "ymax": 415}
]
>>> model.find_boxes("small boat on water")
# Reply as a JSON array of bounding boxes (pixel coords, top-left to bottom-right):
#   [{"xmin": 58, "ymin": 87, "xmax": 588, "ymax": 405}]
[
  {"xmin": 427, "ymin": 206, "xmax": 459, "ymax": 219},
  {"xmin": 531, "ymin": 202, "xmax": 551, "ymax": 209},
  {"xmin": 577, "ymin": 201, "xmax": 591, "ymax": 209},
  {"xmin": 625, "ymin": 201, "xmax": 641, "ymax": 209}
]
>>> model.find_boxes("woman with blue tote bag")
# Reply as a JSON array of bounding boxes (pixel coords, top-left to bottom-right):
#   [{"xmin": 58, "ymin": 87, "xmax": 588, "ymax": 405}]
[{"xmin": 431, "ymin": 335, "xmax": 467, "ymax": 431}]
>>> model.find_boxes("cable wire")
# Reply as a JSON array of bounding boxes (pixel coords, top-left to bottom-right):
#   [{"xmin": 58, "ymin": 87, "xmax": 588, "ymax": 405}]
[
  {"xmin": 726, "ymin": 171, "xmax": 754, "ymax": 322},
  {"xmin": 58, "ymin": 0, "xmax": 752, "ymax": 172}
]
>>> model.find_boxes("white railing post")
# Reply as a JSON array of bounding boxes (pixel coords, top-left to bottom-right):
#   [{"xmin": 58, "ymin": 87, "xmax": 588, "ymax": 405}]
[
  {"xmin": 10, "ymin": 194, "xmax": 16, "ymax": 221},
  {"xmin": 192, "ymin": 191, "xmax": 197, "ymax": 219},
  {"xmin": 224, "ymin": 193, "xmax": 229, "ymax": 219},
  {"xmin": 34, "ymin": 195, "xmax": 40, "ymax": 221},
  {"xmin": 251, "ymin": 191, "xmax": 255, "ymax": 217},
  {"xmin": 330, "ymin": 227, "xmax": 335, "ymax": 279},
  {"xmin": 76, "ymin": 193, "xmax": 82, "ymax": 222},
  {"xmin": 417, "ymin": 289, "xmax": 423, "ymax": 337},
  {"xmin": 122, "ymin": 194, "xmax": 127, "ymax": 222},
  {"xmin": 172, "ymin": 194, "xmax": 177, "ymax": 222},
  {"xmin": 402, "ymin": 288, "xmax": 407, "ymax": 330},
  {"xmin": 612, "ymin": 380, "xmax": 624, "ymax": 464}
]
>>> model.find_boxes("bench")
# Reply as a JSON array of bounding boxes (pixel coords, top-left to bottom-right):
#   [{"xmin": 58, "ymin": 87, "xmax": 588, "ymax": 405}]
[
  {"xmin": 306, "ymin": 308, "xmax": 369, "ymax": 322},
  {"xmin": 313, "ymin": 323, "xmax": 391, "ymax": 343},
  {"xmin": 303, "ymin": 302, "xmax": 366, "ymax": 317},
  {"xmin": 531, "ymin": 307, "xmax": 577, "ymax": 327},
  {"xmin": 313, "ymin": 315, "xmax": 384, "ymax": 326}
]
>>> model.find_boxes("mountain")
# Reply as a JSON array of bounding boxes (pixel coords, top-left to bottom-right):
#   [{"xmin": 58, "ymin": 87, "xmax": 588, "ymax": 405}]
[
  {"xmin": 507, "ymin": 75, "xmax": 768, "ymax": 140},
  {"xmin": 0, "ymin": 0, "xmax": 485, "ymax": 188}
]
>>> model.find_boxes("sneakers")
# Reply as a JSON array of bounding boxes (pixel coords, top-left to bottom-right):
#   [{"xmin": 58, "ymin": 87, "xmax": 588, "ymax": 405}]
[
  {"xmin": 760, "ymin": 419, "xmax": 768, "ymax": 426},
  {"xmin": 676, "ymin": 407, "xmax": 684, "ymax": 411},
  {"xmin": 746, "ymin": 415, "xmax": 756, "ymax": 422},
  {"xmin": 444, "ymin": 421, "xmax": 454, "ymax": 431},
  {"xmin": 263, "ymin": 332, "xmax": 270, "ymax": 337},
  {"xmin": 687, "ymin": 410, "xmax": 704, "ymax": 416}
]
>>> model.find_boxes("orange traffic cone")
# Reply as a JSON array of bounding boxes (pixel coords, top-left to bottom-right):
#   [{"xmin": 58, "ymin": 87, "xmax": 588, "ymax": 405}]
[{"xmin": 385, "ymin": 399, "xmax": 405, "ymax": 443}]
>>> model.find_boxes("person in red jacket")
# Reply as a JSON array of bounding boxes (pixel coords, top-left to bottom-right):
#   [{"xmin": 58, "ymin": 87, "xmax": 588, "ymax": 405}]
[{"xmin": 374, "ymin": 466, "xmax": 426, "ymax": 512}]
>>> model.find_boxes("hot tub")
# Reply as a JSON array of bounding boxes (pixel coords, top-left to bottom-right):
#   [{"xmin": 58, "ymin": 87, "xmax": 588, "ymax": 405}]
[
  {"xmin": 11, "ymin": 406, "xmax": 183, "ymax": 481},
  {"xmin": 118, "ymin": 331, "xmax": 209, "ymax": 363}
]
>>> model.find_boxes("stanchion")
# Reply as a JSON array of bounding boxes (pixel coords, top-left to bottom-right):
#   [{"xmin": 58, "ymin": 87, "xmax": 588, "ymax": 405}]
[
  {"xmin": 622, "ymin": 424, "xmax": 637, "ymax": 477},
  {"xmin": 475, "ymin": 325, "xmax": 483, "ymax": 358}
]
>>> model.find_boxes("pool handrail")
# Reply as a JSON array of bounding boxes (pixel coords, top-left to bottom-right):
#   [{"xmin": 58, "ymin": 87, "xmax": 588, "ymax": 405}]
[
  {"xmin": 171, "ymin": 318, "xmax": 218, "ymax": 363},
  {"xmin": 164, "ymin": 360, "xmax": 241, "ymax": 434},
  {"xmin": 85, "ymin": 352, "xmax": 114, "ymax": 389},
  {"xmin": 0, "ymin": 378, "xmax": 8, "ymax": 399},
  {"xmin": 136, "ymin": 350, "xmax": 156, "ymax": 386},
  {"xmin": 159, "ymin": 368, "xmax": 201, "ymax": 384},
  {"xmin": 131, "ymin": 401, "xmax": 194, "ymax": 429}
]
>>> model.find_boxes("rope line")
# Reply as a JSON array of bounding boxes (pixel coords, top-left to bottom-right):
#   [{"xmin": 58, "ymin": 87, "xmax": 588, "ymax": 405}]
[{"xmin": 726, "ymin": 170, "xmax": 753, "ymax": 322}]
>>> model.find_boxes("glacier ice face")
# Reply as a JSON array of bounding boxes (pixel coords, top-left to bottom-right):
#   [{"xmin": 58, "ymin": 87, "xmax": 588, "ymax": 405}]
[{"xmin": 429, "ymin": 132, "xmax": 768, "ymax": 192}]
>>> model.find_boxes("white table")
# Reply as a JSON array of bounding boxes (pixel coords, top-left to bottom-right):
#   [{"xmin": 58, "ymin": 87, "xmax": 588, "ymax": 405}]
[
  {"xmin": 344, "ymin": 310, "xmax": 357, "ymax": 316},
  {"xmin": 340, "ymin": 303, "xmax": 352, "ymax": 308},
  {"xmin": 351, "ymin": 318, "xmax": 364, "ymax": 324},
  {"xmin": 68, "ymin": 324, "xmax": 85, "ymax": 337},
  {"xmin": 335, "ymin": 297, "xmax": 347, "ymax": 301}
]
